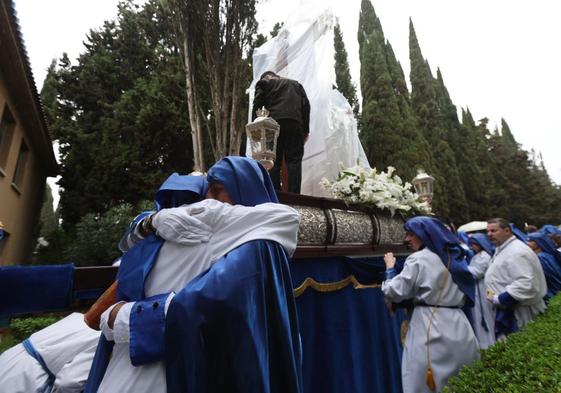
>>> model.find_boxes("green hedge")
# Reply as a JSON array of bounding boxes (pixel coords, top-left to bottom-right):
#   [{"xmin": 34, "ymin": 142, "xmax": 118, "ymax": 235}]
[
  {"xmin": 444, "ymin": 295, "xmax": 561, "ymax": 392},
  {"xmin": 0, "ymin": 315, "xmax": 61, "ymax": 354},
  {"xmin": 10, "ymin": 315, "xmax": 60, "ymax": 341}
]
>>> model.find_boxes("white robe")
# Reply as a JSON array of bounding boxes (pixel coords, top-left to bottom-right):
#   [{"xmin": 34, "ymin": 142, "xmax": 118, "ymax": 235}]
[
  {"xmin": 485, "ymin": 236, "xmax": 547, "ymax": 328},
  {"xmin": 0, "ymin": 313, "xmax": 100, "ymax": 393},
  {"xmin": 98, "ymin": 199, "xmax": 300, "ymax": 393},
  {"xmin": 382, "ymin": 248, "xmax": 480, "ymax": 393},
  {"xmin": 468, "ymin": 251, "xmax": 495, "ymax": 349}
]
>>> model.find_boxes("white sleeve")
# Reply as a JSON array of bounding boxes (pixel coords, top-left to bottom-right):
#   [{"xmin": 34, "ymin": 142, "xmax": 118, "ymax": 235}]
[
  {"xmin": 505, "ymin": 254, "xmax": 544, "ymax": 301},
  {"xmin": 468, "ymin": 252, "xmax": 491, "ymax": 280},
  {"xmin": 153, "ymin": 199, "xmax": 300, "ymax": 256},
  {"xmin": 381, "ymin": 256, "xmax": 420, "ymax": 302},
  {"xmin": 205, "ymin": 202, "xmax": 300, "ymax": 259}
]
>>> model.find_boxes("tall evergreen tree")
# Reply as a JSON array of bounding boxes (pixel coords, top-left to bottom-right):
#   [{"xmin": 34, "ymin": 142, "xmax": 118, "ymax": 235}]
[
  {"xmin": 409, "ymin": 20, "xmax": 468, "ymax": 221},
  {"xmin": 433, "ymin": 69, "xmax": 488, "ymax": 221},
  {"xmin": 358, "ymin": 0, "xmax": 432, "ymax": 181},
  {"xmin": 334, "ymin": 22, "xmax": 359, "ymax": 118},
  {"xmin": 500, "ymin": 118, "xmax": 518, "ymax": 149}
]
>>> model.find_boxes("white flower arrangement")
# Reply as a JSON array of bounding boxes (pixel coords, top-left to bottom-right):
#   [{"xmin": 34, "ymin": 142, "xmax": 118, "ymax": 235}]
[{"xmin": 320, "ymin": 164, "xmax": 431, "ymax": 216}]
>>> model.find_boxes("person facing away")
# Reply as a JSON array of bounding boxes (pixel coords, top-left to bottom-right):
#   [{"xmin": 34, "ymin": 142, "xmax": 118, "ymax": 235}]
[
  {"xmin": 382, "ymin": 216, "xmax": 479, "ymax": 393},
  {"xmin": 467, "ymin": 234, "xmax": 496, "ymax": 349},
  {"xmin": 87, "ymin": 158, "xmax": 301, "ymax": 393},
  {"xmin": 252, "ymin": 71, "xmax": 310, "ymax": 194},
  {"xmin": 527, "ymin": 231, "xmax": 561, "ymax": 303},
  {"xmin": 485, "ymin": 218, "xmax": 547, "ymax": 340}
]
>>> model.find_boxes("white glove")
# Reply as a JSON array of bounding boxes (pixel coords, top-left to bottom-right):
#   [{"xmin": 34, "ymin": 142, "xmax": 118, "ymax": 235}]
[{"xmin": 152, "ymin": 207, "xmax": 212, "ymax": 245}]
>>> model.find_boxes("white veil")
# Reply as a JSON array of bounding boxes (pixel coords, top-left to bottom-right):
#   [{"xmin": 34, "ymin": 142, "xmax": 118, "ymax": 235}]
[{"xmin": 247, "ymin": 3, "xmax": 369, "ymax": 196}]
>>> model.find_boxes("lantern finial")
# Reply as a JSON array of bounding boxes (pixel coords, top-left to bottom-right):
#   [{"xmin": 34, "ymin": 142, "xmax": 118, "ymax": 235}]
[
  {"xmin": 245, "ymin": 108, "xmax": 280, "ymax": 171},
  {"xmin": 412, "ymin": 169, "xmax": 435, "ymax": 205}
]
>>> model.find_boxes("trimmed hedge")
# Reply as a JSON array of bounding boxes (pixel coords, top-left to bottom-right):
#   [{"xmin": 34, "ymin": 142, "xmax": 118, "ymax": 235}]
[{"xmin": 444, "ymin": 295, "xmax": 561, "ymax": 392}]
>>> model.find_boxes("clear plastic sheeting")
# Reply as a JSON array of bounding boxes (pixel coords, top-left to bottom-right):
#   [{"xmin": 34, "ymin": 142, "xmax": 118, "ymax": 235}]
[{"xmin": 247, "ymin": 3, "xmax": 369, "ymax": 197}]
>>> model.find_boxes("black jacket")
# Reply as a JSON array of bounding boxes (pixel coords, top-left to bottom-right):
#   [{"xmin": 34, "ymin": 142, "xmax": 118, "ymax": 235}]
[{"xmin": 252, "ymin": 78, "xmax": 311, "ymax": 134}]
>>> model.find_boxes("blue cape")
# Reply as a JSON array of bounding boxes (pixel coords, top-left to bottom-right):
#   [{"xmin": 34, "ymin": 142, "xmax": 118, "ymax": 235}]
[
  {"xmin": 540, "ymin": 224, "xmax": 561, "ymax": 236},
  {"xmin": 207, "ymin": 156, "xmax": 278, "ymax": 206},
  {"xmin": 404, "ymin": 216, "xmax": 475, "ymax": 306},
  {"xmin": 86, "ymin": 174, "xmax": 207, "ymax": 393},
  {"xmin": 528, "ymin": 232, "xmax": 561, "ymax": 301},
  {"xmin": 166, "ymin": 240, "xmax": 302, "ymax": 393},
  {"xmin": 468, "ymin": 233, "xmax": 496, "ymax": 257}
]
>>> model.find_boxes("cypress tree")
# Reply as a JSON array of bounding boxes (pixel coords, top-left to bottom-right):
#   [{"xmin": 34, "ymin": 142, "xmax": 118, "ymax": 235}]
[
  {"xmin": 434, "ymin": 69, "xmax": 487, "ymax": 221},
  {"xmin": 334, "ymin": 22, "xmax": 359, "ymax": 118},
  {"xmin": 409, "ymin": 19, "xmax": 468, "ymax": 221},
  {"xmin": 358, "ymin": 0, "xmax": 433, "ymax": 181},
  {"xmin": 500, "ymin": 118, "xmax": 518, "ymax": 149}
]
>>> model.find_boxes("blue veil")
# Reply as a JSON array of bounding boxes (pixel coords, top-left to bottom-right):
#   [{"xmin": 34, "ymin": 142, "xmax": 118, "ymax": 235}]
[
  {"xmin": 528, "ymin": 232, "xmax": 561, "ymax": 264},
  {"xmin": 540, "ymin": 224, "xmax": 561, "ymax": 236},
  {"xmin": 468, "ymin": 233, "xmax": 496, "ymax": 257},
  {"xmin": 404, "ymin": 216, "xmax": 475, "ymax": 306},
  {"xmin": 155, "ymin": 173, "xmax": 209, "ymax": 210},
  {"xmin": 207, "ymin": 156, "xmax": 278, "ymax": 206}
]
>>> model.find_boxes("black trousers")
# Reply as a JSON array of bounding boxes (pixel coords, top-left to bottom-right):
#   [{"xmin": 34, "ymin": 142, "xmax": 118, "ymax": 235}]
[{"xmin": 270, "ymin": 119, "xmax": 305, "ymax": 194}]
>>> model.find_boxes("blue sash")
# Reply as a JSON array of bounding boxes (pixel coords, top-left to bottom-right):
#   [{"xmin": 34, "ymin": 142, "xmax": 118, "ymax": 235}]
[{"xmin": 22, "ymin": 339, "xmax": 55, "ymax": 393}]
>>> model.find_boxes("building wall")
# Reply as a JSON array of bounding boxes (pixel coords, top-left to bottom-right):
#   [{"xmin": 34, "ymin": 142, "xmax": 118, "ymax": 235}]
[{"xmin": 0, "ymin": 72, "xmax": 48, "ymax": 265}]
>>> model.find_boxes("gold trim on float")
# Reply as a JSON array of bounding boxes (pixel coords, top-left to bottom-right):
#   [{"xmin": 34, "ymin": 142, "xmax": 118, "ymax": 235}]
[{"xmin": 293, "ymin": 275, "xmax": 381, "ymax": 298}]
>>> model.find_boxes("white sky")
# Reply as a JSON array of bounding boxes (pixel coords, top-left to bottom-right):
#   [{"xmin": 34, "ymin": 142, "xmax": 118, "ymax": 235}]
[{"xmin": 13, "ymin": 0, "xmax": 561, "ymax": 209}]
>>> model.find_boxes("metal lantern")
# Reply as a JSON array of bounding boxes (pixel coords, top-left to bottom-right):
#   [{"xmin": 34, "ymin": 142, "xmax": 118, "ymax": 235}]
[
  {"xmin": 245, "ymin": 107, "xmax": 280, "ymax": 171},
  {"xmin": 412, "ymin": 169, "xmax": 435, "ymax": 204}
]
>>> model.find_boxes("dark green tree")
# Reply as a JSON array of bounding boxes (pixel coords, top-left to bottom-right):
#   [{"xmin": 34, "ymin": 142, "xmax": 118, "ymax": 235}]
[
  {"xmin": 409, "ymin": 19, "xmax": 468, "ymax": 221},
  {"xmin": 358, "ymin": 0, "xmax": 432, "ymax": 182},
  {"xmin": 334, "ymin": 22, "xmax": 359, "ymax": 118},
  {"xmin": 45, "ymin": 0, "xmax": 194, "ymax": 226}
]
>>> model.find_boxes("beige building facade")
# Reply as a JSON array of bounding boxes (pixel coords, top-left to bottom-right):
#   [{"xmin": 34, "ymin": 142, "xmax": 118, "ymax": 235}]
[{"xmin": 0, "ymin": 0, "xmax": 58, "ymax": 265}]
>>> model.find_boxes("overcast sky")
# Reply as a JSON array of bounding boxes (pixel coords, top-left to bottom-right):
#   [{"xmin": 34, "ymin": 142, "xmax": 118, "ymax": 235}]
[{"xmin": 14, "ymin": 0, "xmax": 561, "ymax": 199}]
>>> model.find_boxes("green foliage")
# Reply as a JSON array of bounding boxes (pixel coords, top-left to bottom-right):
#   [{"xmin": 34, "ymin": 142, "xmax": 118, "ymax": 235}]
[
  {"xmin": 358, "ymin": 0, "xmax": 433, "ymax": 184},
  {"xmin": 334, "ymin": 22, "xmax": 359, "ymax": 119},
  {"xmin": 444, "ymin": 295, "xmax": 561, "ymax": 392},
  {"xmin": 64, "ymin": 201, "xmax": 152, "ymax": 266},
  {"xmin": 408, "ymin": 20, "xmax": 468, "ymax": 221},
  {"xmin": 270, "ymin": 22, "xmax": 284, "ymax": 38},
  {"xmin": 0, "ymin": 333, "xmax": 17, "ymax": 354},
  {"xmin": 10, "ymin": 316, "xmax": 60, "ymax": 341},
  {"xmin": 43, "ymin": 0, "xmax": 194, "ymax": 227}
]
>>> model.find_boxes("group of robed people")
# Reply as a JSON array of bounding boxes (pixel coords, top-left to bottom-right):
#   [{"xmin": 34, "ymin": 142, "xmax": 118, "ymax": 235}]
[
  {"xmin": 2, "ymin": 155, "xmax": 561, "ymax": 393},
  {"xmin": 381, "ymin": 216, "xmax": 560, "ymax": 393}
]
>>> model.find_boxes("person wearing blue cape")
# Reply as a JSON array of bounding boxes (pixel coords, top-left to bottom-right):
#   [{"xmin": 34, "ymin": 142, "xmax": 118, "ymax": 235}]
[
  {"xmin": 467, "ymin": 234, "xmax": 496, "ymax": 349},
  {"xmin": 382, "ymin": 216, "xmax": 479, "ymax": 393},
  {"xmin": 527, "ymin": 231, "xmax": 561, "ymax": 303},
  {"xmin": 485, "ymin": 218, "xmax": 547, "ymax": 340},
  {"xmin": 87, "ymin": 159, "xmax": 301, "ymax": 393},
  {"xmin": 164, "ymin": 156, "xmax": 302, "ymax": 393}
]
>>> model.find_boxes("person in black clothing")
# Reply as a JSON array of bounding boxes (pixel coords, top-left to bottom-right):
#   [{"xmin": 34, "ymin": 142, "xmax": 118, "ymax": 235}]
[{"xmin": 252, "ymin": 71, "xmax": 310, "ymax": 194}]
